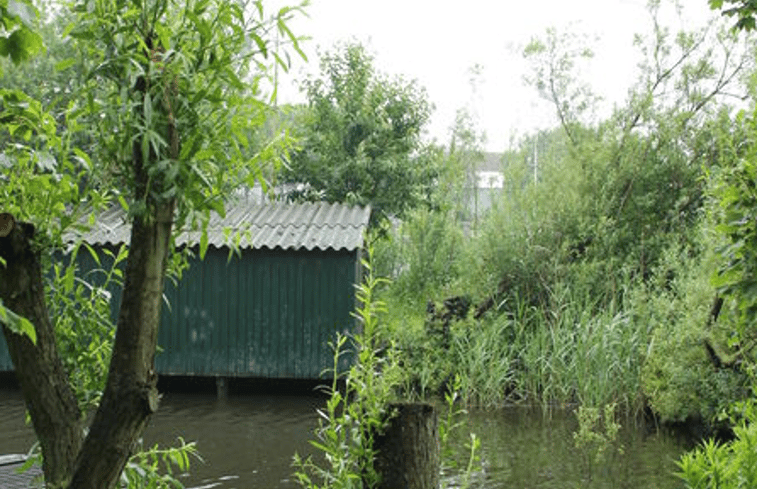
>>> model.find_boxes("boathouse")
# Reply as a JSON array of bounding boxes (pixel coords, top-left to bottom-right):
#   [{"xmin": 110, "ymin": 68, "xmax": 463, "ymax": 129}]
[{"xmin": 0, "ymin": 202, "xmax": 370, "ymax": 379}]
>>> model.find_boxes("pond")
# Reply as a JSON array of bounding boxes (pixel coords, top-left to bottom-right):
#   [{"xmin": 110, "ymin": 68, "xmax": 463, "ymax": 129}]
[{"xmin": 0, "ymin": 380, "xmax": 689, "ymax": 488}]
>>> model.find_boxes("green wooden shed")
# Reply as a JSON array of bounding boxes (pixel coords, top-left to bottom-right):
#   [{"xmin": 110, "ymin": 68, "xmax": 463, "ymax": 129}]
[{"xmin": 0, "ymin": 202, "xmax": 370, "ymax": 379}]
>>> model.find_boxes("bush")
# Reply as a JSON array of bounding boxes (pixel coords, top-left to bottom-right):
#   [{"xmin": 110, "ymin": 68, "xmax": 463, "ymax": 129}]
[
  {"xmin": 637, "ymin": 232, "xmax": 749, "ymax": 424},
  {"xmin": 678, "ymin": 400, "xmax": 757, "ymax": 488},
  {"xmin": 374, "ymin": 207, "xmax": 466, "ymax": 303}
]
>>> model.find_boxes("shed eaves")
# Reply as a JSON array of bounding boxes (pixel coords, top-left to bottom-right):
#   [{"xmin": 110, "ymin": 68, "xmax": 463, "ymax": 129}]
[{"xmin": 79, "ymin": 202, "xmax": 371, "ymax": 251}]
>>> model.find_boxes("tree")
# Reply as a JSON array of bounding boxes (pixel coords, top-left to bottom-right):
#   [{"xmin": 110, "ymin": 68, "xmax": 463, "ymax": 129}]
[
  {"xmin": 516, "ymin": 2, "xmax": 753, "ymax": 288},
  {"xmin": 523, "ymin": 27, "xmax": 599, "ymax": 147},
  {"xmin": 281, "ymin": 41, "xmax": 435, "ymax": 228},
  {"xmin": 0, "ymin": 0, "xmax": 304, "ymax": 487},
  {"xmin": 710, "ymin": 0, "xmax": 757, "ymax": 30}
]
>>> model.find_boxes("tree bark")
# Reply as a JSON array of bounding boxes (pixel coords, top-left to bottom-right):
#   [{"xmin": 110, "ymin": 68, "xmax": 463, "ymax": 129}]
[
  {"xmin": 67, "ymin": 34, "xmax": 179, "ymax": 485},
  {"xmin": 373, "ymin": 402, "xmax": 440, "ymax": 489},
  {"xmin": 68, "ymin": 200, "xmax": 175, "ymax": 488},
  {"xmin": 0, "ymin": 222, "xmax": 84, "ymax": 489}
]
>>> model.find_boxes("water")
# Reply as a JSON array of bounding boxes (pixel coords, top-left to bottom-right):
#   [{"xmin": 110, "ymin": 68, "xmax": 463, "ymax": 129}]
[
  {"xmin": 0, "ymin": 383, "xmax": 689, "ymax": 488},
  {"xmin": 451, "ymin": 407, "xmax": 687, "ymax": 488}
]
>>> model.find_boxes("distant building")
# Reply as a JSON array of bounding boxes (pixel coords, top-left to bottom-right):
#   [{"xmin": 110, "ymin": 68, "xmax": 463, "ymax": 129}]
[{"xmin": 468, "ymin": 152, "xmax": 505, "ymax": 221}]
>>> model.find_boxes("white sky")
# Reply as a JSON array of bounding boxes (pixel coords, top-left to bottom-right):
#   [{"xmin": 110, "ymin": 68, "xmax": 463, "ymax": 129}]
[{"xmin": 272, "ymin": 0, "xmax": 718, "ymax": 151}]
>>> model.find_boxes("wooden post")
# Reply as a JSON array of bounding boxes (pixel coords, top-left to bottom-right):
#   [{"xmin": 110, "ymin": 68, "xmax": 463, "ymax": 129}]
[
  {"xmin": 215, "ymin": 376, "xmax": 228, "ymax": 399},
  {"xmin": 372, "ymin": 402, "xmax": 440, "ymax": 489}
]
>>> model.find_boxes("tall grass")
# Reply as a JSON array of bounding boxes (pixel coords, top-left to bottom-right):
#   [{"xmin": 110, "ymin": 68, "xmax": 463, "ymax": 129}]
[
  {"xmin": 450, "ymin": 317, "xmax": 515, "ymax": 407},
  {"xmin": 392, "ymin": 283, "xmax": 649, "ymax": 412}
]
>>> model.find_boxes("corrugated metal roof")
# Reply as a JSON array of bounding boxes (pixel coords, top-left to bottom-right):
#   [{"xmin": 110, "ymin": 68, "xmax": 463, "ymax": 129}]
[{"xmin": 77, "ymin": 202, "xmax": 371, "ymax": 251}]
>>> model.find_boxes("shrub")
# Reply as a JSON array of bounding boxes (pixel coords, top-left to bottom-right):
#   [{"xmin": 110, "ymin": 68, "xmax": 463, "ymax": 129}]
[
  {"xmin": 638, "ymin": 230, "xmax": 749, "ymax": 424},
  {"xmin": 678, "ymin": 400, "xmax": 757, "ymax": 488}
]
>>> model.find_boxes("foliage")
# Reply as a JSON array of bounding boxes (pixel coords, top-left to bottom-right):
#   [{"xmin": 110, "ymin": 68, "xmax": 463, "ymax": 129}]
[
  {"xmin": 0, "ymin": 0, "xmax": 306, "ymax": 485},
  {"xmin": 573, "ymin": 403, "xmax": 623, "ymax": 483},
  {"xmin": 392, "ymin": 284, "xmax": 649, "ymax": 410},
  {"xmin": 677, "ymin": 399, "xmax": 757, "ymax": 488},
  {"xmin": 437, "ymin": 375, "xmax": 482, "ymax": 489},
  {"xmin": 0, "ymin": 85, "xmax": 105, "ymax": 247},
  {"xmin": 523, "ymin": 27, "xmax": 598, "ymax": 145},
  {"xmin": 282, "ymin": 41, "xmax": 436, "ymax": 228},
  {"xmin": 13, "ymin": 241, "xmax": 199, "ymax": 486},
  {"xmin": 501, "ymin": 3, "xmax": 752, "ymax": 306},
  {"xmin": 710, "ymin": 0, "xmax": 757, "ymax": 30},
  {"xmin": 374, "ymin": 206, "xmax": 465, "ymax": 302},
  {"xmin": 0, "ymin": 82, "xmax": 107, "ymax": 342},
  {"xmin": 709, "ymin": 113, "xmax": 757, "ymax": 356},
  {"xmin": 0, "ymin": 0, "xmax": 43, "ymax": 65},
  {"xmin": 675, "ymin": 4, "xmax": 757, "ymax": 486},
  {"xmin": 638, "ymin": 231, "xmax": 750, "ymax": 424},
  {"xmin": 445, "ymin": 107, "xmax": 487, "ymax": 226},
  {"xmin": 0, "ymin": 6, "xmax": 104, "ymax": 167},
  {"xmin": 292, "ymin": 252, "xmax": 403, "ymax": 489},
  {"xmin": 121, "ymin": 438, "xmax": 201, "ymax": 489},
  {"xmin": 50, "ymin": 243, "xmax": 127, "ymax": 412},
  {"xmin": 66, "ymin": 0, "xmax": 305, "ymax": 233},
  {"xmin": 371, "ymin": 2, "xmax": 756, "ymax": 422},
  {"xmin": 22, "ymin": 436, "xmax": 201, "ymax": 489}
]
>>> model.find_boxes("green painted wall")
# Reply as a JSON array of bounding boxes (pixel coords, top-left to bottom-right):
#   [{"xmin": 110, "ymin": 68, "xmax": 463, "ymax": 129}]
[
  {"xmin": 0, "ymin": 246, "xmax": 358, "ymax": 379},
  {"xmin": 0, "ymin": 335, "xmax": 10, "ymax": 371},
  {"xmin": 156, "ymin": 247, "xmax": 356, "ymax": 378}
]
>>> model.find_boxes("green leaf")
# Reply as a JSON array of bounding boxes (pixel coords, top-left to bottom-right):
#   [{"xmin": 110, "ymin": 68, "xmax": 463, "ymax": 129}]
[
  {"xmin": 209, "ymin": 197, "xmax": 225, "ymax": 218},
  {"xmin": 35, "ymin": 151, "xmax": 56, "ymax": 172},
  {"xmin": 199, "ymin": 217, "xmax": 209, "ymax": 260},
  {"xmin": 249, "ymin": 32, "xmax": 267, "ymax": 57},
  {"xmin": 143, "ymin": 91, "xmax": 153, "ymax": 125},
  {"xmin": 55, "ymin": 58, "xmax": 77, "ymax": 72},
  {"xmin": 0, "ymin": 299, "xmax": 37, "ymax": 345},
  {"xmin": 7, "ymin": 27, "xmax": 43, "ymax": 63}
]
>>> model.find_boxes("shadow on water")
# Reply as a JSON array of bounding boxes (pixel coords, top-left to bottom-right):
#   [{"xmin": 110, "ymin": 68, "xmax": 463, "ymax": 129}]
[{"xmin": 1, "ymin": 374, "xmax": 691, "ymax": 489}]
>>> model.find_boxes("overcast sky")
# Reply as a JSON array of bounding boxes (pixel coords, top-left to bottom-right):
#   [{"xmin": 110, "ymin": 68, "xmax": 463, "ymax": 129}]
[{"xmin": 273, "ymin": 0, "xmax": 718, "ymax": 151}]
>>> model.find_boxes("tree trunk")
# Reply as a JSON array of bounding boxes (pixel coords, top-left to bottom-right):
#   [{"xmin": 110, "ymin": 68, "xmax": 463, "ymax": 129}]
[
  {"xmin": 68, "ymin": 33, "xmax": 179, "ymax": 487},
  {"xmin": 0, "ymin": 222, "xmax": 84, "ymax": 489},
  {"xmin": 68, "ymin": 199, "xmax": 175, "ymax": 488},
  {"xmin": 372, "ymin": 402, "xmax": 440, "ymax": 489}
]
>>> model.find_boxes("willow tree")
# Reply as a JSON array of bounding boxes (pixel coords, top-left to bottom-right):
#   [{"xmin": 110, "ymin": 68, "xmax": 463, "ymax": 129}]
[{"xmin": 0, "ymin": 0, "xmax": 304, "ymax": 487}]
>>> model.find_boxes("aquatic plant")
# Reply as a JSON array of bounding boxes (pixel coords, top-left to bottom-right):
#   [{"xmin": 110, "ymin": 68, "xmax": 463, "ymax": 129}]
[{"xmin": 573, "ymin": 403, "xmax": 623, "ymax": 484}]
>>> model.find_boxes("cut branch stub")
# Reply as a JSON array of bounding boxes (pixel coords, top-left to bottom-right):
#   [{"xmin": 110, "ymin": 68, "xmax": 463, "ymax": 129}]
[{"xmin": 0, "ymin": 213, "xmax": 15, "ymax": 237}]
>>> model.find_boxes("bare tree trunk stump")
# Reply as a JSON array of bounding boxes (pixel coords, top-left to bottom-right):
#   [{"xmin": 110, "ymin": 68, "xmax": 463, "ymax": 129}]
[{"xmin": 373, "ymin": 402, "xmax": 439, "ymax": 489}]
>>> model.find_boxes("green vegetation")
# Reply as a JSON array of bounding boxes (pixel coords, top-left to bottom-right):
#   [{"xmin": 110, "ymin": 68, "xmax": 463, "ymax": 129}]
[
  {"xmin": 293, "ymin": 255, "xmax": 481, "ymax": 488},
  {"xmin": 0, "ymin": 0, "xmax": 305, "ymax": 486},
  {"xmin": 281, "ymin": 41, "xmax": 438, "ymax": 229},
  {"xmin": 372, "ymin": 0, "xmax": 757, "ymax": 431},
  {"xmin": 573, "ymin": 403, "xmax": 623, "ymax": 483},
  {"xmin": 293, "ymin": 256, "xmax": 403, "ymax": 488},
  {"xmin": 8, "ymin": 0, "xmax": 757, "ymax": 485},
  {"xmin": 675, "ymin": 2, "xmax": 757, "ymax": 487},
  {"xmin": 677, "ymin": 399, "xmax": 757, "ymax": 488}
]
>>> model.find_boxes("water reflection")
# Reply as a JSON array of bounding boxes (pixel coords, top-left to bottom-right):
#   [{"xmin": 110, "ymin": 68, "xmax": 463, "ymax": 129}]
[
  {"xmin": 447, "ymin": 407, "xmax": 686, "ymax": 489},
  {"xmin": 142, "ymin": 383, "xmax": 325, "ymax": 489},
  {"xmin": 0, "ymin": 383, "xmax": 688, "ymax": 489}
]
